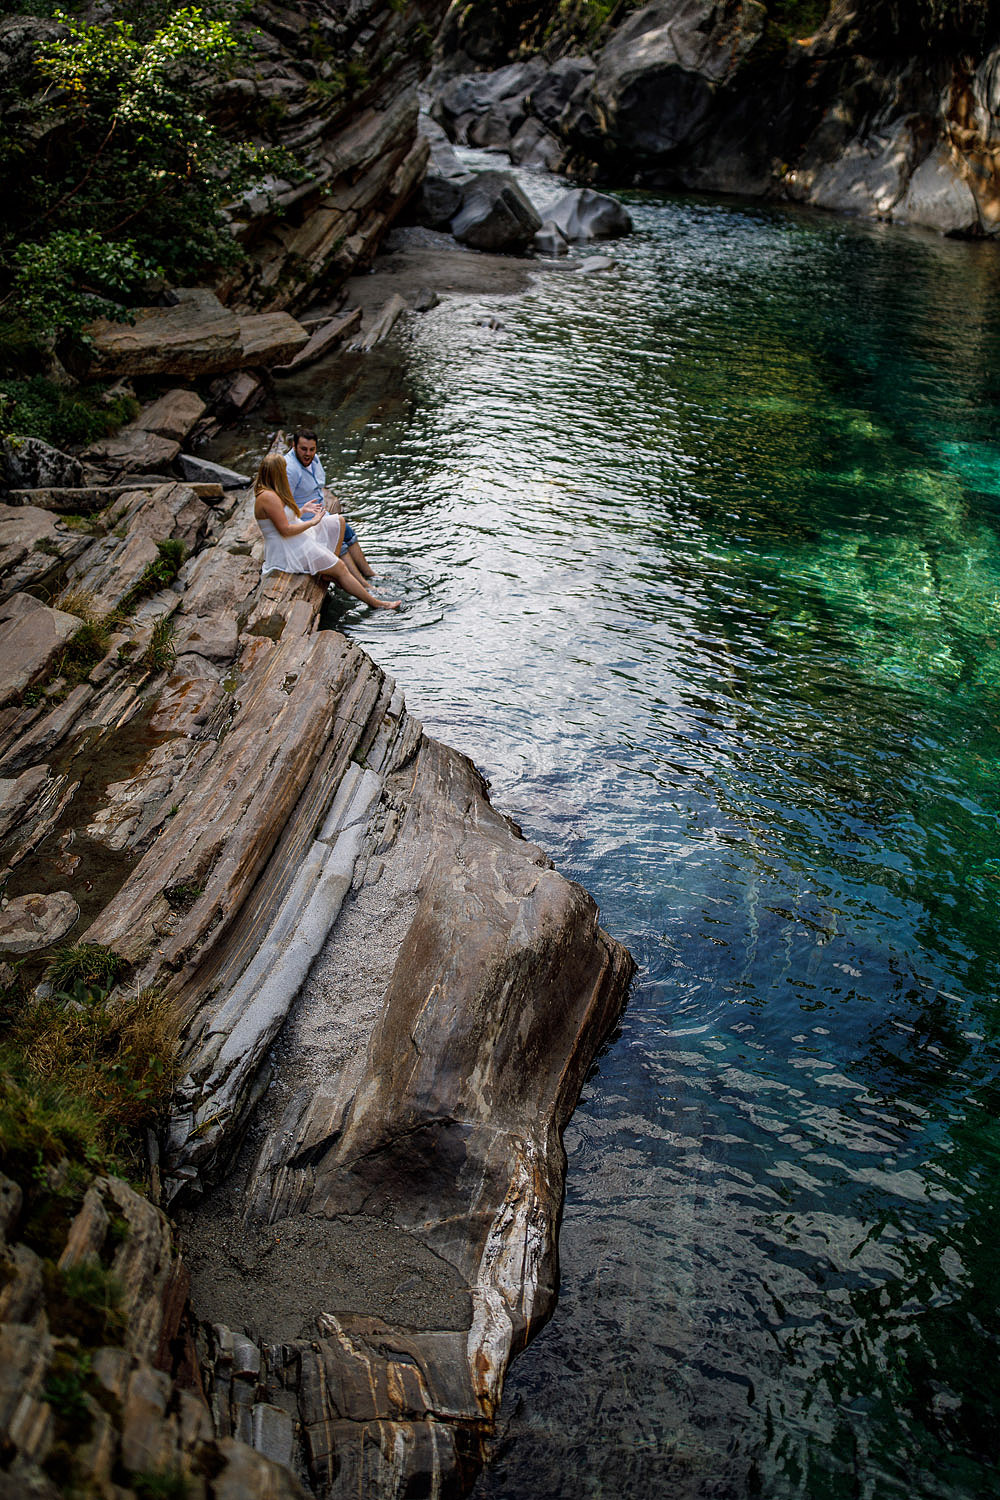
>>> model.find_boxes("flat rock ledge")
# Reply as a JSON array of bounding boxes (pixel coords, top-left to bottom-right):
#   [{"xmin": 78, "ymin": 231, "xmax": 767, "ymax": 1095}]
[{"xmin": 0, "ymin": 474, "xmax": 634, "ymax": 1498}]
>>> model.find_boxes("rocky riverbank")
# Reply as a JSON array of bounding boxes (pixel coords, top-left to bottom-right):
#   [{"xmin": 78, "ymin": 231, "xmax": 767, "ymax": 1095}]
[{"xmin": 0, "ymin": 411, "xmax": 634, "ymax": 1497}]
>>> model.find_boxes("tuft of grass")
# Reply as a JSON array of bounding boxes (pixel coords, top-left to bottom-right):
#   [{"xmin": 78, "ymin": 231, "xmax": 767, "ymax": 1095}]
[
  {"xmin": 163, "ymin": 881, "xmax": 203, "ymax": 912},
  {"xmin": 0, "ymin": 979, "xmax": 178, "ymax": 1192},
  {"xmin": 44, "ymin": 1260, "xmax": 126, "ymax": 1345},
  {"xmin": 44, "ymin": 943, "xmax": 125, "ymax": 993},
  {"xmin": 133, "ymin": 1470, "xmax": 192, "ymax": 1500},
  {"xmin": 57, "ymin": 588, "xmax": 101, "ymax": 622},
  {"xmin": 117, "ymin": 539, "xmax": 187, "ymax": 618},
  {"xmin": 140, "ymin": 616, "xmax": 175, "ymax": 675}
]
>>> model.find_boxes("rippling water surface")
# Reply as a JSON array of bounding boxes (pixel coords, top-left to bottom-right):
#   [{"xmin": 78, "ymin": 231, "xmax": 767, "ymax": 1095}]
[{"xmin": 237, "ymin": 180, "xmax": 1000, "ymax": 1497}]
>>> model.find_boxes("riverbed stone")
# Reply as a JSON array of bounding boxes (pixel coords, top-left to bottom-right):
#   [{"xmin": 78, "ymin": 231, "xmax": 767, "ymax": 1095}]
[
  {"xmin": 178, "ymin": 455, "xmax": 252, "ymax": 488},
  {"xmin": 451, "ymin": 171, "xmax": 542, "ymax": 252},
  {"xmin": 0, "ymin": 891, "xmax": 80, "ymax": 954},
  {"xmin": 547, "ymin": 186, "xmax": 633, "ymax": 240},
  {"xmin": 534, "ymin": 220, "xmax": 569, "ymax": 256},
  {"xmin": 510, "ymin": 116, "xmax": 565, "ymax": 171},
  {"xmin": 0, "ymin": 437, "xmax": 84, "ymax": 492}
]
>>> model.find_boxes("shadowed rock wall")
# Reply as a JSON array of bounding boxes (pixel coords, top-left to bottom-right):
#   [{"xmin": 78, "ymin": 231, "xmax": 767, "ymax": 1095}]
[{"xmin": 431, "ymin": 0, "xmax": 1000, "ymax": 236}]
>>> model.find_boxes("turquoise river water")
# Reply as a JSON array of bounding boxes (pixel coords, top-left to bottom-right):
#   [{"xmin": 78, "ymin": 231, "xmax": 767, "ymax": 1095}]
[{"xmin": 229, "ymin": 180, "xmax": 1000, "ymax": 1498}]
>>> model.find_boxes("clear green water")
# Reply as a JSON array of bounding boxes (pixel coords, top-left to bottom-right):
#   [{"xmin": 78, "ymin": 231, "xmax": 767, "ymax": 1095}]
[{"xmin": 253, "ymin": 187, "xmax": 1000, "ymax": 1497}]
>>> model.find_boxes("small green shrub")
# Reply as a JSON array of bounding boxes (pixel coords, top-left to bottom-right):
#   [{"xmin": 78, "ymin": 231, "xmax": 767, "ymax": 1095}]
[
  {"xmin": 163, "ymin": 881, "xmax": 203, "ymax": 912},
  {"xmin": 0, "ymin": 978, "xmax": 177, "ymax": 1188},
  {"xmin": 43, "ymin": 1349, "xmax": 93, "ymax": 1429},
  {"xmin": 133, "ymin": 1470, "xmax": 192, "ymax": 1500},
  {"xmin": 117, "ymin": 539, "xmax": 187, "ymax": 617}
]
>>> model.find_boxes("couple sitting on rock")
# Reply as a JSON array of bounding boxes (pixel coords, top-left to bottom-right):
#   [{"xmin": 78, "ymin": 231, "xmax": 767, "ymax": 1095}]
[{"xmin": 254, "ymin": 430, "xmax": 400, "ymax": 610}]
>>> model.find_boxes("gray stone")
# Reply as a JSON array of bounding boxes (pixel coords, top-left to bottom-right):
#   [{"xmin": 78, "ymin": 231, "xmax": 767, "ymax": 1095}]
[
  {"xmin": 350, "ymin": 293, "xmax": 409, "ymax": 352},
  {"xmin": 533, "ymin": 220, "xmax": 569, "ymax": 257},
  {"xmin": 414, "ymin": 171, "xmax": 466, "ymax": 227},
  {"xmin": 272, "ymin": 309, "xmax": 362, "ymax": 374},
  {"xmin": 797, "ymin": 119, "xmax": 914, "ymax": 218},
  {"xmin": 178, "ymin": 456, "xmax": 251, "ymax": 489},
  {"xmin": 527, "ymin": 55, "xmax": 596, "ymax": 125},
  {"xmin": 1, "ymin": 438, "xmax": 84, "ymax": 492},
  {"xmin": 0, "ymin": 891, "xmax": 80, "ymax": 954},
  {"xmin": 135, "ymin": 389, "xmax": 207, "ymax": 441},
  {"xmin": 451, "ymin": 171, "xmax": 542, "ymax": 252},
  {"xmin": 510, "ymin": 117, "xmax": 565, "ymax": 172},
  {"xmin": 895, "ymin": 145, "xmax": 980, "ymax": 235},
  {"xmin": 0, "ymin": 593, "xmax": 80, "ymax": 708},
  {"xmin": 82, "ymin": 429, "xmax": 181, "ymax": 472},
  {"xmin": 548, "ymin": 187, "xmax": 633, "ymax": 241}
]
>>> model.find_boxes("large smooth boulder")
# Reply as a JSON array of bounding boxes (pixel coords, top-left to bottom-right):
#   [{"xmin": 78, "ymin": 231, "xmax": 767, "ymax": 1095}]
[
  {"xmin": 434, "ymin": 60, "xmax": 547, "ymax": 139},
  {"xmin": 527, "ymin": 56, "xmax": 596, "ymax": 125},
  {"xmin": 795, "ymin": 119, "xmax": 915, "ymax": 218},
  {"xmin": 451, "ymin": 171, "xmax": 542, "ymax": 252},
  {"xmin": 510, "ymin": 117, "xmax": 565, "ymax": 171},
  {"xmin": 563, "ymin": 0, "xmax": 765, "ymax": 161},
  {"xmin": 547, "ymin": 187, "xmax": 633, "ymax": 240}
]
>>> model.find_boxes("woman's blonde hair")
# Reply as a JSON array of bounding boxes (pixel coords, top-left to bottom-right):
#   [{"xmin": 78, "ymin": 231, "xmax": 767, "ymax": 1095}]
[{"xmin": 254, "ymin": 453, "xmax": 300, "ymax": 516}]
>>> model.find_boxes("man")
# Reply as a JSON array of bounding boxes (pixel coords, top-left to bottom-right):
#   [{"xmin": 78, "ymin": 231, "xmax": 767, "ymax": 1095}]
[{"xmin": 284, "ymin": 429, "xmax": 376, "ymax": 580}]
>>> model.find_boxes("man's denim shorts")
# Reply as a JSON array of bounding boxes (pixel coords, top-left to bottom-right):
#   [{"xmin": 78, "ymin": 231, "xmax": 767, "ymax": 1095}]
[{"xmin": 338, "ymin": 521, "xmax": 358, "ymax": 555}]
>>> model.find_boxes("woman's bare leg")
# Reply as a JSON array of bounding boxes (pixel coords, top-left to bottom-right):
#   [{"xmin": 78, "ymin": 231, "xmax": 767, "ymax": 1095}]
[{"xmin": 319, "ymin": 561, "xmax": 399, "ymax": 609}]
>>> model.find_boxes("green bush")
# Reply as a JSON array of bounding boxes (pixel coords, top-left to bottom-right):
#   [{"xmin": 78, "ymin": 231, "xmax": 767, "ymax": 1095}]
[
  {"xmin": 0, "ymin": 2, "xmax": 291, "ymax": 341},
  {"xmin": 0, "ymin": 374, "xmax": 140, "ymax": 445}
]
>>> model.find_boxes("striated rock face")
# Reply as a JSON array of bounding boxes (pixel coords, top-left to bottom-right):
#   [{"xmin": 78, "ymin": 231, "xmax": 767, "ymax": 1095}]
[
  {"xmin": 431, "ymin": 0, "xmax": 1000, "ymax": 237},
  {"xmin": 0, "ymin": 462, "xmax": 634, "ymax": 1497},
  {"xmin": 217, "ymin": 0, "xmax": 453, "ymax": 310}
]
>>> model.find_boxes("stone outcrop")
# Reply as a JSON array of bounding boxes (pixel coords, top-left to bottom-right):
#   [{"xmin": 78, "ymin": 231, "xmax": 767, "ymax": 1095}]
[
  {"xmin": 87, "ymin": 290, "xmax": 310, "ymax": 380},
  {"xmin": 0, "ymin": 1168, "xmax": 309, "ymax": 1498},
  {"xmin": 450, "ymin": 170, "xmax": 543, "ymax": 251},
  {"xmin": 0, "ymin": 462, "xmax": 634, "ymax": 1498},
  {"xmin": 429, "ymin": 0, "xmax": 1000, "ymax": 238}
]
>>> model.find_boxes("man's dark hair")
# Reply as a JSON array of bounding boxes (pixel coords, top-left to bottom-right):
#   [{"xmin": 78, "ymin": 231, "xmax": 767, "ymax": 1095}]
[{"xmin": 293, "ymin": 429, "xmax": 318, "ymax": 445}]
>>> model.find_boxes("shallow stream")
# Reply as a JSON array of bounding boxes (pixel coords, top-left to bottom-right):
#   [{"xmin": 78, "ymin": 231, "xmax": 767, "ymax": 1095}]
[{"xmin": 215, "ymin": 179, "xmax": 1000, "ymax": 1499}]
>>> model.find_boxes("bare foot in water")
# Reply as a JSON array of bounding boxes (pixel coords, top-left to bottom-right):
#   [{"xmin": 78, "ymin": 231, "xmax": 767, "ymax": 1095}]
[{"xmin": 373, "ymin": 598, "xmax": 400, "ymax": 610}]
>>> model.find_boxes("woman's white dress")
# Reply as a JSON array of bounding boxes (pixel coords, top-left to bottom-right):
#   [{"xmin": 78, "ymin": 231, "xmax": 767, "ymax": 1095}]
[{"xmin": 258, "ymin": 504, "xmax": 344, "ymax": 576}]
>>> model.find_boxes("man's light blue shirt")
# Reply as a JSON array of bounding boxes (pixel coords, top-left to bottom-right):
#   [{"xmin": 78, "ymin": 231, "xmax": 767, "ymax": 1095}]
[{"xmin": 284, "ymin": 447, "xmax": 325, "ymax": 506}]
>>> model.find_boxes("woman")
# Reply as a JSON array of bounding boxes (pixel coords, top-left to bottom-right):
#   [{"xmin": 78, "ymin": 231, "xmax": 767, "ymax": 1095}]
[{"xmin": 253, "ymin": 454, "xmax": 399, "ymax": 610}]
